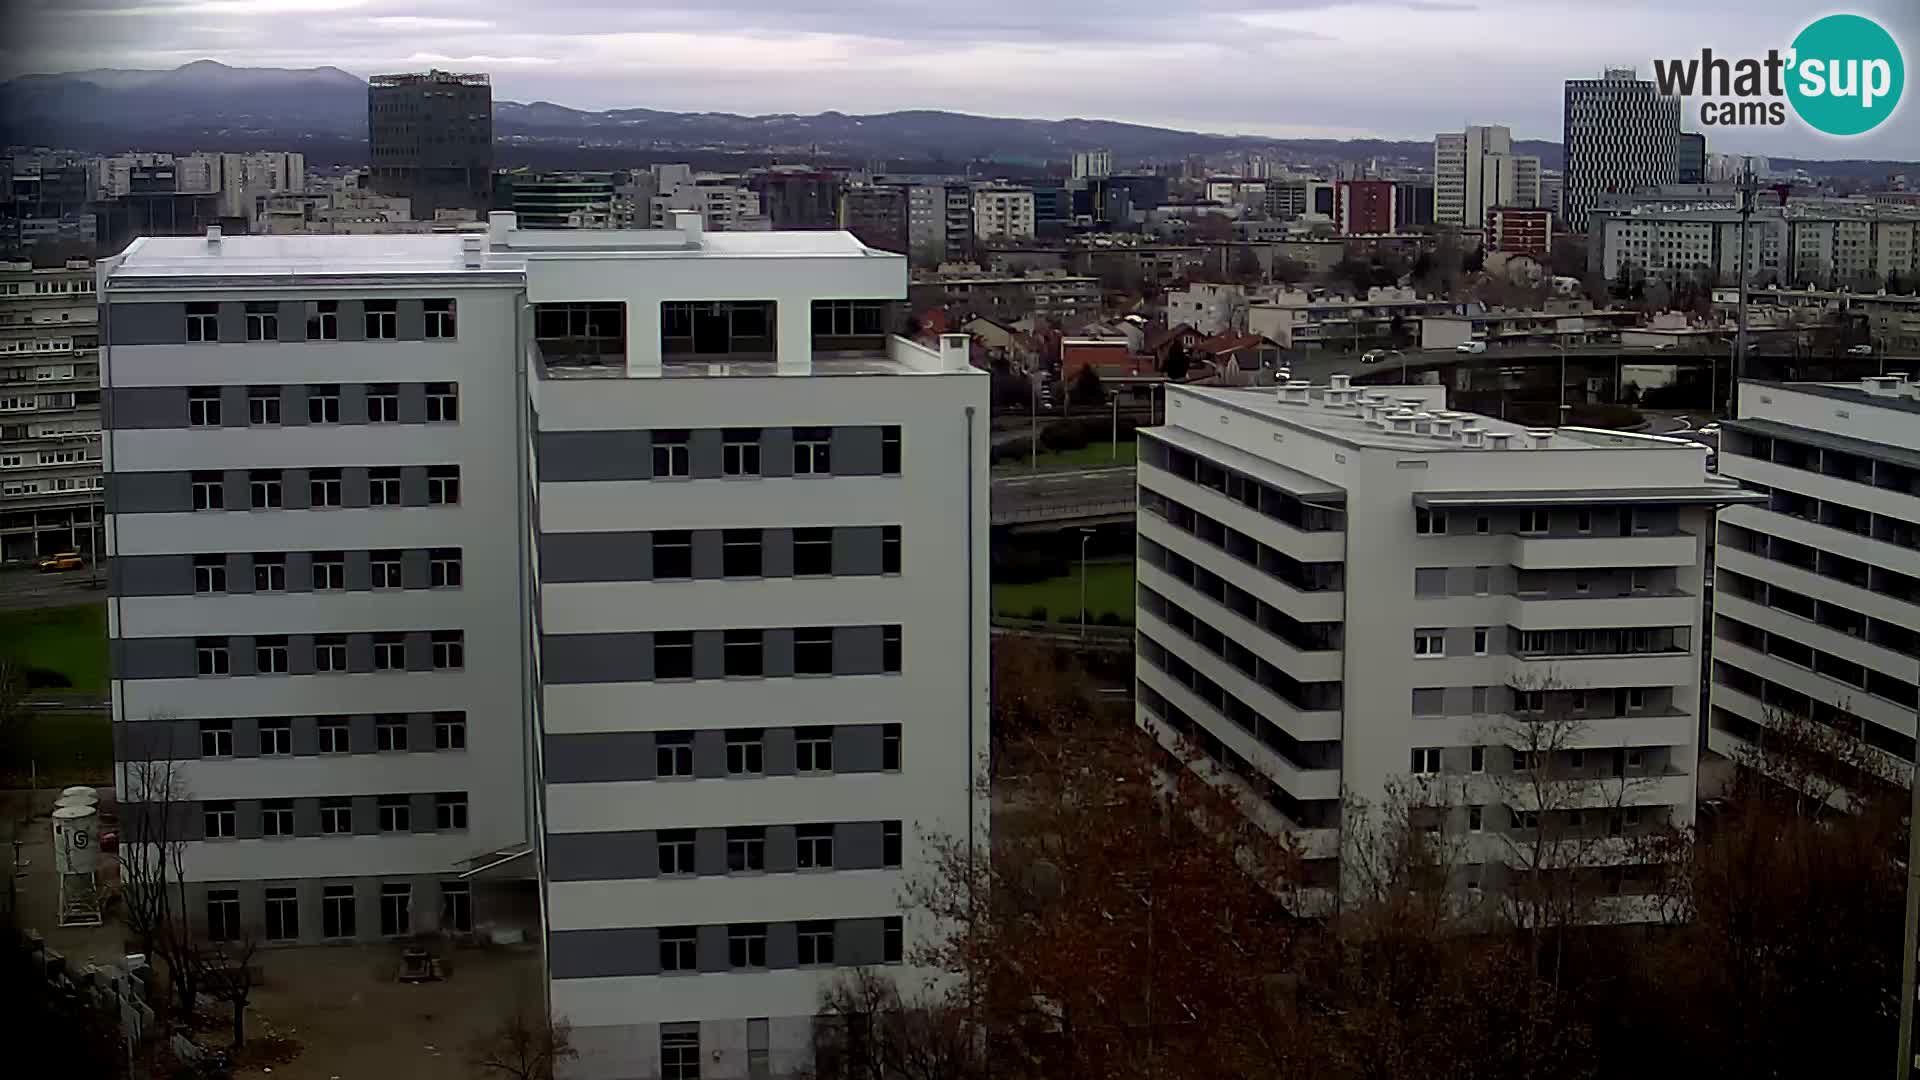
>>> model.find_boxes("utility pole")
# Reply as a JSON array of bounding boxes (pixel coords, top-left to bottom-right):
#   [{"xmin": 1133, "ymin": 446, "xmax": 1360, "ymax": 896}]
[{"xmin": 1732, "ymin": 163, "xmax": 1757, "ymax": 420}]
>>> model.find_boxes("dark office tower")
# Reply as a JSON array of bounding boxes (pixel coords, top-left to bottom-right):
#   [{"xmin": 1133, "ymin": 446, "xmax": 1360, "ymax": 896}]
[
  {"xmin": 750, "ymin": 169, "xmax": 841, "ymax": 229},
  {"xmin": 1677, "ymin": 132, "xmax": 1707, "ymax": 184},
  {"xmin": 367, "ymin": 70, "xmax": 493, "ymax": 220}
]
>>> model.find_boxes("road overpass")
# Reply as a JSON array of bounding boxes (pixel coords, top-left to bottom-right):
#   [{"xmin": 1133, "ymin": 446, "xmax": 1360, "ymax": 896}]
[{"xmin": 991, "ymin": 465, "xmax": 1136, "ymax": 528}]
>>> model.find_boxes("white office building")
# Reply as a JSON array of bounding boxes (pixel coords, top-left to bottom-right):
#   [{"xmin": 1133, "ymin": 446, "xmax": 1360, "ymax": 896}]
[
  {"xmin": 102, "ymin": 213, "xmax": 989, "ymax": 1079},
  {"xmin": 1709, "ymin": 377, "xmax": 1920, "ymax": 792},
  {"xmin": 1073, "ymin": 149, "xmax": 1113, "ymax": 180},
  {"xmin": 1135, "ymin": 381, "xmax": 1753, "ymax": 911},
  {"xmin": 1435, "ymin": 125, "xmax": 1540, "ymax": 230}
]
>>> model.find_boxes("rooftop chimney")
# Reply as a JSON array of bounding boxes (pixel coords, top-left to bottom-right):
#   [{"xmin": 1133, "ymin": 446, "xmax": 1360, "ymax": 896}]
[
  {"xmin": 205, "ymin": 225, "xmax": 221, "ymax": 248},
  {"xmin": 1432, "ymin": 417, "xmax": 1456, "ymax": 438},
  {"xmin": 1487, "ymin": 431, "xmax": 1514, "ymax": 450},
  {"xmin": 1863, "ymin": 375, "xmax": 1901, "ymax": 396},
  {"xmin": 1526, "ymin": 428, "xmax": 1555, "ymax": 448},
  {"xmin": 1462, "ymin": 428, "xmax": 1486, "ymax": 448},
  {"xmin": 1388, "ymin": 409, "xmax": 1415, "ymax": 433},
  {"xmin": 460, "ymin": 234, "xmax": 484, "ymax": 269},
  {"xmin": 671, "ymin": 209, "xmax": 705, "ymax": 241},
  {"xmin": 1329, "ymin": 373, "xmax": 1352, "ymax": 391}
]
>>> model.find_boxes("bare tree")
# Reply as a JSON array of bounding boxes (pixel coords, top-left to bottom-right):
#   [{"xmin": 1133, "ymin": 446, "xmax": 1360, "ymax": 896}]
[
  {"xmin": 118, "ymin": 724, "xmax": 206, "ymax": 1021},
  {"xmin": 807, "ymin": 969, "xmax": 983, "ymax": 1080},
  {"xmin": 199, "ymin": 928, "xmax": 262, "ymax": 1047},
  {"xmin": 470, "ymin": 1003, "xmax": 578, "ymax": 1080},
  {"xmin": 1731, "ymin": 705, "xmax": 1906, "ymax": 817}
]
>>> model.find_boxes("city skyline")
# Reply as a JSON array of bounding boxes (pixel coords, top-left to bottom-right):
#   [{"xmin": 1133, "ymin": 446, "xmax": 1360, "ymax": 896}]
[{"xmin": 4, "ymin": 0, "xmax": 1916, "ymax": 161}]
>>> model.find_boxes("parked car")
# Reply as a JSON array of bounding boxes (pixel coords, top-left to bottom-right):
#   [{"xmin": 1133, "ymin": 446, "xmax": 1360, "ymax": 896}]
[
  {"xmin": 1359, "ymin": 349, "xmax": 1401, "ymax": 364},
  {"xmin": 1847, "ymin": 344, "xmax": 1874, "ymax": 356},
  {"xmin": 37, "ymin": 552, "xmax": 83, "ymax": 572},
  {"xmin": 1455, "ymin": 341, "xmax": 1487, "ymax": 354}
]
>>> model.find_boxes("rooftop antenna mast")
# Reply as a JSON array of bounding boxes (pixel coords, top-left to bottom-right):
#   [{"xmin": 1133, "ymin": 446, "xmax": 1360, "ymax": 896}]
[{"xmin": 1730, "ymin": 160, "xmax": 1757, "ymax": 419}]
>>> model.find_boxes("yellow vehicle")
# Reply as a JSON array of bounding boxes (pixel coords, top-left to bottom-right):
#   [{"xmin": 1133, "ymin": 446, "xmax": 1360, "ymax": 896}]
[{"xmin": 37, "ymin": 552, "xmax": 84, "ymax": 572}]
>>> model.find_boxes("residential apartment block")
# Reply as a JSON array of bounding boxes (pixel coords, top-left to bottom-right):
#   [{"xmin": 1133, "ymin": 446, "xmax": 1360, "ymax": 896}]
[
  {"xmin": 1, "ymin": 257, "xmax": 103, "ymax": 561},
  {"xmin": 103, "ymin": 213, "xmax": 989, "ymax": 1079},
  {"xmin": 1595, "ymin": 202, "xmax": 1920, "ymax": 289},
  {"xmin": 1709, "ymin": 377, "xmax": 1920, "ymax": 792},
  {"xmin": 1135, "ymin": 381, "xmax": 1754, "ymax": 911},
  {"xmin": 1434, "ymin": 125, "xmax": 1539, "ymax": 230},
  {"xmin": 972, "ymin": 185, "xmax": 1036, "ymax": 241}
]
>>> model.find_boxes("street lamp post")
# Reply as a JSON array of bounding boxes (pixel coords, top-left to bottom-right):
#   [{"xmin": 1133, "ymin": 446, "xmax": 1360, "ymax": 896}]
[
  {"xmin": 1030, "ymin": 369, "xmax": 1039, "ymax": 472},
  {"xmin": 1078, "ymin": 527, "xmax": 1094, "ymax": 641},
  {"xmin": 1111, "ymin": 392, "xmax": 1120, "ymax": 460},
  {"xmin": 1556, "ymin": 338, "xmax": 1569, "ymax": 426}
]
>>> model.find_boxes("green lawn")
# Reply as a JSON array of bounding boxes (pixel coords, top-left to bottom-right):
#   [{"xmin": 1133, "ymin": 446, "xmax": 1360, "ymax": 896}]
[
  {"xmin": 993, "ymin": 560, "xmax": 1136, "ymax": 624},
  {"xmin": 0, "ymin": 710, "xmax": 111, "ymax": 787},
  {"xmin": 995, "ymin": 441, "xmax": 1137, "ymax": 473},
  {"xmin": 0, "ymin": 602, "xmax": 108, "ymax": 694}
]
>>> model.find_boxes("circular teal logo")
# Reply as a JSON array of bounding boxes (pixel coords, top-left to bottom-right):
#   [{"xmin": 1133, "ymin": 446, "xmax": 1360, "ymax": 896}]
[{"xmin": 1787, "ymin": 14, "xmax": 1904, "ymax": 136}]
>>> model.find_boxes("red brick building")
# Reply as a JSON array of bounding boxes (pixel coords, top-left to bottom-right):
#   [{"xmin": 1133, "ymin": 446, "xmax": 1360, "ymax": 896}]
[
  {"xmin": 1487, "ymin": 206, "xmax": 1553, "ymax": 257},
  {"xmin": 1334, "ymin": 180, "xmax": 1397, "ymax": 236}
]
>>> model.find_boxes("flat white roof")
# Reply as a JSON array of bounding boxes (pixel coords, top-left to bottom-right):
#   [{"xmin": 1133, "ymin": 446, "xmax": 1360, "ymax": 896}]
[{"xmin": 110, "ymin": 234, "xmax": 497, "ymax": 279}]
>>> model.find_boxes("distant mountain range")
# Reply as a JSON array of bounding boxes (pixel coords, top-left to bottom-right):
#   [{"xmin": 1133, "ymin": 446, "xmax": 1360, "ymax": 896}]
[{"xmin": 2, "ymin": 60, "xmax": 1912, "ymax": 180}]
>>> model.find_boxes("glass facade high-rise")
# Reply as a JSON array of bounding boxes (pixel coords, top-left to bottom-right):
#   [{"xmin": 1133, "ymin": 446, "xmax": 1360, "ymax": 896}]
[
  {"xmin": 367, "ymin": 70, "xmax": 494, "ymax": 220},
  {"xmin": 1562, "ymin": 69, "xmax": 1680, "ymax": 233}
]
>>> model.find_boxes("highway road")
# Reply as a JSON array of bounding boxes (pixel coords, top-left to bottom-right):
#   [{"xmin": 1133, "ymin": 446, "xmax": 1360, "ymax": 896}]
[{"xmin": 992, "ymin": 465, "xmax": 1136, "ymax": 519}]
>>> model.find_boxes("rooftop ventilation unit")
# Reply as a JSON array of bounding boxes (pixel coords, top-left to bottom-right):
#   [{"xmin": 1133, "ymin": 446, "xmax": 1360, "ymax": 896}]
[
  {"xmin": 1432, "ymin": 417, "xmax": 1456, "ymax": 439},
  {"xmin": 205, "ymin": 225, "xmax": 221, "ymax": 248},
  {"xmin": 1462, "ymin": 428, "xmax": 1486, "ymax": 448},
  {"xmin": 1487, "ymin": 431, "xmax": 1514, "ymax": 450},
  {"xmin": 1278, "ymin": 379, "xmax": 1312, "ymax": 405},
  {"xmin": 1328, "ymin": 373, "xmax": 1352, "ymax": 392},
  {"xmin": 460, "ymin": 235, "xmax": 484, "ymax": 268},
  {"xmin": 1388, "ymin": 410, "xmax": 1415, "ymax": 433},
  {"xmin": 1526, "ymin": 428, "xmax": 1555, "ymax": 448},
  {"xmin": 1863, "ymin": 375, "xmax": 1902, "ymax": 396}
]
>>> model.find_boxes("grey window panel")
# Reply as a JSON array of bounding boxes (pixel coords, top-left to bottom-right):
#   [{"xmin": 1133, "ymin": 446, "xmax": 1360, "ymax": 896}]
[
  {"xmin": 697, "ymin": 924, "xmax": 730, "ymax": 973},
  {"xmin": 277, "ymin": 301, "xmax": 305, "ymax": 342},
  {"xmin": 115, "ymin": 718, "xmax": 193, "ymax": 762},
  {"xmin": 766, "ymin": 921, "xmax": 799, "ymax": 970},
  {"xmin": 1485, "ymin": 626, "xmax": 1506, "ymax": 654},
  {"xmin": 351, "ymin": 795, "xmax": 380, "ymax": 835},
  {"xmin": 834, "ymin": 526, "xmax": 884, "ymax": 576},
  {"xmin": 287, "ymin": 635, "xmax": 316, "ymax": 676},
  {"xmin": 224, "ymin": 553, "xmax": 253, "ymax": 594},
  {"xmin": 550, "ymin": 928, "xmax": 658, "ymax": 979},
  {"xmin": 231, "ymin": 716, "xmax": 259, "ymax": 756},
  {"xmin": 836, "ymin": 918, "xmax": 885, "ymax": 965},
  {"xmin": 284, "ymin": 552, "xmax": 312, "ymax": 593},
  {"xmin": 397, "ymin": 299, "xmax": 426, "ymax": 341},
  {"xmin": 217, "ymin": 302, "xmax": 247, "ymax": 343},
  {"xmin": 836, "ymin": 725, "xmax": 885, "ymax": 773},
  {"xmin": 1474, "ymin": 567, "xmax": 1494, "ymax": 595},
  {"xmin": 106, "ymin": 302, "xmax": 186, "ymax": 346},
  {"xmin": 832, "ymin": 426, "xmax": 885, "ymax": 476},
  {"xmin": 336, "ymin": 300, "xmax": 365, "ymax": 342},
  {"xmin": 763, "ymin": 628, "xmax": 794, "ymax": 678},
  {"xmin": 399, "ymin": 466, "xmax": 429, "ymax": 507},
  {"xmin": 540, "ymin": 632, "xmax": 653, "ymax": 684},
  {"xmin": 105, "ymin": 387, "xmax": 188, "ymax": 430},
  {"xmin": 401, "ymin": 549, "xmax": 431, "ymax": 589},
  {"xmin": 119, "ymin": 800, "xmax": 194, "ymax": 842},
  {"xmin": 407, "ymin": 713, "xmax": 436, "ymax": 753},
  {"xmin": 765, "ymin": 826, "xmax": 797, "ymax": 873},
  {"xmin": 281, "ymin": 468, "xmax": 311, "ymax": 510},
  {"xmin": 546, "ymin": 830, "xmax": 656, "ymax": 882},
  {"xmin": 833, "ymin": 625, "xmax": 885, "ymax": 676},
  {"xmin": 293, "ymin": 797, "xmax": 322, "ymax": 837},
  {"xmin": 694, "ymin": 828, "xmax": 727, "ymax": 876},
  {"xmin": 280, "ymin": 384, "xmax": 307, "ymax": 426},
  {"xmin": 411, "ymin": 793, "xmax": 438, "ymax": 832},
  {"xmin": 341, "ymin": 467, "xmax": 369, "ymax": 508},
  {"xmin": 234, "ymin": 800, "xmax": 263, "ymax": 839},
  {"xmin": 336, "ymin": 382, "xmax": 367, "ymax": 424},
  {"xmin": 836, "ymin": 821, "xmax": 886, "ymax": 870},
  {"xmin": 693, "ymin": 729, "xmax": 727, "ymax": 779},
  {"xmin": 403, "ymin": 631, "xmax": 433, "ymax": 672},
  {"xmin": 290, "ymin": 716, "xmax": 319, "ymax": 756},
  {"xmin": 1440, "ymin": 567, "xmax": 1472, "ymax": 595},
  {"xmin": 537, "ymin": 430, "xmax": 653, "ymax": 483},
  {"xmin": 106, "ymin": 471, "xmax": 190, "ymax": 515},
  {"xmin": 544, "ymin": 732, "xmax": 656, "ymax": 783},
  {"xmin": 1413, "ymin": 568, "xmax": 1447, "ymax": 596},
  {"xmin": 228, "ymin": 632, "xmax": 255, "ymax": 674},
  {"xmin": 1446, "ymin": 627, "xmax": 1478, "ymax": 656},
  {"xmin": 397, "ymin": 382, "xmax": 427, "ymax": 423},
  {"xmin": 111, "ymin": 637, "xmax": 195, "ymax": 680},
  {"xmin": 692, "ymin": 630, "xmax": 724, "ymax": 680},
  {"xmin": 690, "ymin": 530, "xmax": 724, "ymax": 580},
  {"xmin": 1489, "ymin": 566, "xmax": 1516, "ymax": 594},
  {"xmin": 344, "ymin": 550, "xmax": 372, "ymax": 591},
  {"xmin": 761, "ymin": 427, "xmax": 794, "ymax": 477},
  {"xmin": 764, "ymin": 727, "xmax": 797, "ymax": 776},
  {"xmin": 219, "ymin": 385, "xmax": 248, "ymax": 428},
  {"xmin": 349, "ymin": 713, "xmax": 377, "ymax": 749},
  {"xmin": 762, "ymin": 528, "xmax": 794, "ymax": 577},
  {"xmin": 540, "ymin": 532, "xmax": 650, "ymax": 583},
  {"xmin": 347, "ymin": 634, "xmax": 375, "ymax": 674},
  {"xmin": 1411, "ymin": 688, "xmax": 1445, "ymax": 715},
  {"xmin": 112, "ymin": 554, "xmax": 192, "ymax": 597},
  {"xmin": 223, "ymin": 470, "xmax": 248, "ymax": 512},
  {"xmin": 689, "ymin": 428, "xmax": 724, "ymax": 479},
  {"xmin": 1443, "ymin": 686, "xmax": 1477, "ymax": 715},
  {"xmin": 1487, "ymin": 685, "xmax": 1511, "ymax": 713}
]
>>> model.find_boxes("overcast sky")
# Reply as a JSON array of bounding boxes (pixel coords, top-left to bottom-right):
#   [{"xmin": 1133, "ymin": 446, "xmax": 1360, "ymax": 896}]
[{"xmin": 4, "ymin": 0, "xmax": 1916, "ymax": 159}]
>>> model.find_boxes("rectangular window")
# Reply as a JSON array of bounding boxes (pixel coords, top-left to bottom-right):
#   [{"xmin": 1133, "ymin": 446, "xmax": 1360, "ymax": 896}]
[
  {"xmin": 307, "ymin": 385, "xmax": 340, "ymax": 424},
  {"xmin": 1413, "ymin": 630, "xmax": 1445, "ymax": 658},
  {"xmin": 196, "ymin": 637, "xmax": 230, "ymax": 676},
  {"xmin": 1576, "ymin": 510, "xmax": 1593, "ymax": 534},
  {"xmin": 186, "ymin": 303, "xmax": 218, "ymax": 343},
  {"xmin": 427, "ymin": 466, "xmax": 460, "ymax": 505},
  {"xmin": 367, "ymin": 383, "xmax": 399, "ymax": 423},
  {"xmin": 658, "ymin": 830, "xmax": 695, "ymax": 875},
  {"xmin": 727, "ymin": 730, "xmax": 763, "ymax": 776},
  {"xmin": 793, "ymin": 427, "xmax": 832, "ymax": 474},
  {"xmin": 882, "ymin": 724, "xmax": 901, "ymax": 771},
  {"xmin": 249, "ymin": 469, "xmax": 282, "ymax": 510},
  {"xmin": 245, "ymin": 302, "xmax": 278, "ymax": 342},
  {"xmin": 1415, "ymin": 508, "xmax": 1446, "ymax": 535},
  {"xmin": 370, "ymin": 550, "xmax": 402, "ymax": 589},
  {"xmin": 192, "ymin": 471, "xmax": 225, "ymax": 511},
  {"xmin": 1473, "ymin": 628, "xmax": 1489, "ymax": 656},
  {"xmin": 320, "ymin": 798, "xmax": 352, "ymax": 834},
  {"xmin": 426, "ymin": 382, "xmax": 458, "ymax": 422},
  {"xmin": 1410, "ymin": 747, "xmax": 1442, "ymax": 774},
  {"xmin": 882, "ymin": 525, "xmax": 901, "ymax": 573},
  {"xmin": 435, "ymin": 792, "xmax": 468, "ymax": 830},
  {"xmin": 652, "ymin": 430, "xmax": 690, "ymax": 478},
  {"xmin": 723, "ymin": 429, "xmax": 761, "ymax": 476},
  {"xmin": 727, "ymin": 827, "xmax": 766, "ymax": 872},
  {"xmin": 1475, "ymin": 515, "xmax": 1490, "ymax": 535},
  {"xmin": 319, "ymin": 718, "xmax": 349, "ymax": 754},
  {"xmin": 194, "ymin": 554, "xmax": 227, "ymax": 594},
  {"xmin": 884, "ymin": 626, "xmax": 902, "ymax": 673},
  {"xmin": 309, "ymin": 468, "xmax": 342, "ymax": 507},
  {"xmin": 432, "ymin": 630, "xmax": 464, "ymax": 670},
  {"xmin": 1517, "ymin": 690, "xmax": 1546, "ymax": 713},
  {"xmin": 662, "ymin": 1027, "xmax": 701, "ymax": 1080},
  {"xmin": 797, "ymin": 920, "xmax": 836, "ymax": 966},
  {"xmin": 656, "ymin": 732, "xmax": 693, "ymax": 777},
  {"xmin": 252, "ymin": 553, "xmax": 286, "ymax": 592},
  {"xmin": 883, "ymin": 820, "xmax": 903, "ymax": 867},
  {"xmin": 204, "ymin": 801, "xmax": 237, "ymax": 839},
  {"xmin": 793, "ymin": 528, "xmax": 833, "ymax": 575},
  {"xmin": 364, "ymin": 300, "xmax": 398, "ymax": 340},
  {"xmin": 659, "ymin": 929, "xmax": 697, "ymax": 973},
  {"xmin": 322, "ymin": 884, "xmax": 355, "ymax": 938},
  {"xmin": 206, "ymin": 889, "xmax": 241, "ymax": 941},
  {"xmin": 200, "ymin": 718, "xmax": 233, "ymax": 757},
  {"xmin": 1626, "ymin": 687, "xmax": 1647, "ymax": 711},
  {"xmin": 423, "ymin": 549, "xmax": 462, "ymax": 592},
  {"xmin": 258, "ymin": 717, "xmax": 292, "ymax": 755},
  {"xmin": 796, "ymin": 824, "xmax": 834, "ymax": 869},
  {"xmin": 654, "ymin": 631, "xmax": 693, "ymax": 679},
  {"xmin": 379, "ymin": 882, "xmax": 411, "ymax": 935},
  {"xmin": 377, "ymin": 796, "xmax": 411, "ymax": 833},
  {"xmin": 442, "ymin": 882, "xmax": 472, "ymax": 932},
  {"xmin": 424, "ymin": 299, "xmax": 456, "ymax": 339},
  {"xmin": 722, "ymin": 529, "xmax": 762, "ymax": 577},
  {"xmin": 369, "ymin": 467, "xmax": 401, "ymax": 506},
  {"xmin": 265, "ymin": 887, "xmax": 299, "ymax": 941},
  {"xmin": 729, "ymin": 924, "xmax": 767, "ymax": 969},
  {"xmin": 188, "ymin": 388, "xmax": 221, "ymax": 426},
  {"xmin": 796, "ymin": 728, "xmax": 834, "ymax": 773},
  {"xmin": 262, "ymin": 798, "xmax": 294, "ymax": 836},
  {"xmin": 794, "ymin": 627, "xmax": 834, "ymax": 675},
  {"xmin": 312, "ymin": 552, "xmax": 345, "ymax": 590},
  {"xmin": 882, "ymin": 425, "xmax": 902, "ymax": 474},
  {"xmin": 1471, "ymin": 745, "xmax": 1485, "ymax": 773},
  {"xmin": 652, "ymin": 531, "xmax": 692, "ymax": 578},
  {"xmin": 1469, "ymin": 805, "xmax": 1484, "ymax": 833},
  {"xmin": 1522, "ymin": 509, "xmax": 1550, "ymax": 534},
  {"xmin": 307, "ymin": 301, "xmax": 339, "ymax": 341},
  {"xmin": 884, "ymin": 916, "xmax": 903, "ymax": 963},
  {"xmin": 376, "ymin": 713, "xmax": 408, "ymax": 751},
  {"xmin": 434, "ymin": 712, "xmax": 466, "ymax": 750}
]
